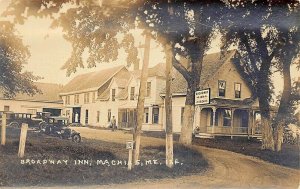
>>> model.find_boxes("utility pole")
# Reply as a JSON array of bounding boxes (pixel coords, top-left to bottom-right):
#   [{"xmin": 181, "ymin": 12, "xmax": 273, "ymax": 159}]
[
  {"xmin": 133, "ymin": 32, "xmax": 151, "ymax": 167},
  {"xmin": 165, "ymin": 42, "xmax": 174, "ymax": 168},
  {"xmin": 164, "ymin": 0, "xmax": 174, "ymax": 168}
]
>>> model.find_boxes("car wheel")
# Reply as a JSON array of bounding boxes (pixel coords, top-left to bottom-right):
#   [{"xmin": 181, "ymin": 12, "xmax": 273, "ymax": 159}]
[
  {"xmin": 39, "ymin": 122, "xmax": 46, "ymax": 130},
  {"xmin": 9, "ymin": 122, "xmax": 20, "ymax": 128},
  {"xmin": 72, "ymin": 134, "xmax": 81, "ymax": 143}
]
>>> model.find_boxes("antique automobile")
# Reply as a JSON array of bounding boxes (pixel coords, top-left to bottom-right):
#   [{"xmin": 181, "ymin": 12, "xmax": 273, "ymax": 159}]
[
  {"xmin": 0, "ymin": 111, "xmax": 52, "ymax": 129},
  {"xmin": 43, "ymin": 116, "xmax": 81, "ymax": 143}
]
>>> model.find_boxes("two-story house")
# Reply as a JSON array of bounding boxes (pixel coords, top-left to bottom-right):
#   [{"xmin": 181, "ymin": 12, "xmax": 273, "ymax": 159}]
[
  {"xmin": 59, "ymin": 66, "xmax": 129, "ymax": 126},
  {"xmin": 163, "ymin": 50, "xmax": 265, "ymax": 138},
  {"xmin": 117, "ymin": 63, "xmax": 166, "ymax": 131},
  {"xmin": 60, "ymin": 64, "xmax": 166, "ymax": 131}
]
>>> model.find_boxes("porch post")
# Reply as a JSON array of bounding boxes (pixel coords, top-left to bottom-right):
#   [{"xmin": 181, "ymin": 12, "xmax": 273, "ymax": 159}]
[
  {"xmin": 198, "ymin": 107, "xmax": 202, "ymax": 129},
  {"xmin": 230, "ymin": 108, "xmax": 235, "ymax": 139},
  {"xmin": 248, "ymin": 110, "xmax": 253, "ymax": 138},
  {"xmin": 212, "ymin": 107, "xmax": 216, "ymax": 134}
]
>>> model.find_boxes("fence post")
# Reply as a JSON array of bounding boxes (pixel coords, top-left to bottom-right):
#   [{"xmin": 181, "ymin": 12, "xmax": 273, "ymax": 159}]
[
  {"xmin": 18, "ymin": 123, "xmax": 28, "ymax": 158},
  {"xmin": 1, "ymin": 113, "xmax": 6, "ymax": 145}
]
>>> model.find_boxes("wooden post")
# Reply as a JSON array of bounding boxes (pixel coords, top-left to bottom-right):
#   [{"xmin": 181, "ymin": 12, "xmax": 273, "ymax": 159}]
[
  {"xmin": 18, "ymin": 123, "xmax": 28, "ymax": 158},
  {"xmin": 133, "ymin": 32, "xmax": 151, "ymax": 167},
  {"xmin": 1, "ymin": 113, "xmax": 6, "ymax": 146},
  {"xmin": 164, "ymin": 42, "xmax": 174, "ymax": 168},
  {"xmin": 212, "ymin": 108, "xmax": 216, "ymax": 134},
  {"xmin": 128, "ymin": 149, "xmax": 133, "ymax": 170},
  {"xmin": 231, "ymin": 109, "xmax": 235, "ymax": 140}
]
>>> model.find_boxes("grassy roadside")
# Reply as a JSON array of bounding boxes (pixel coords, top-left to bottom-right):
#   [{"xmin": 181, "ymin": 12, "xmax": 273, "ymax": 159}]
[{"xmin": 0, "ymin": 127, "xmax": 208, "ymax": 187}]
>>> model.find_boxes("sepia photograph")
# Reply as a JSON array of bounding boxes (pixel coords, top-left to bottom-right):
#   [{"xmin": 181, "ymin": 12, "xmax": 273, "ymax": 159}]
[{"xmin": 0, "ymin": 0, "xmax": 299, "ymax": 188}]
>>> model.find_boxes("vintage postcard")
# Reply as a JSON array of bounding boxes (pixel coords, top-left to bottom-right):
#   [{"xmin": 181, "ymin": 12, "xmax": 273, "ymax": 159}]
[{"xmin": 0, "ymin": 0, "xmax": 299, "ymax": 188}]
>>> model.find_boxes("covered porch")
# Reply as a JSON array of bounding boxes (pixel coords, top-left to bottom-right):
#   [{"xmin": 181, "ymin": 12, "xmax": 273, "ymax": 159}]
[{"xmin": 195, "ymin": 99, "xmax": 262, "ymax": 138}]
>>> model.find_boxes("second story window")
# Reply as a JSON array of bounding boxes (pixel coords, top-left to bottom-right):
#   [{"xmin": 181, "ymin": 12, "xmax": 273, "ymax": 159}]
[
  {"xmin": 92, "ymin": 92, "xmax": 96, "ymax": 103},
  {"xmin": 66, "ymin": 96, "xmax": 70, "ymax": 105},
  {"xmin": 74, "ymin": 94, "xmax": 80, "ymax": 104},
  {"xmin": 84, "ymin": 93, "xmax": 90, "ymax": 104},
  {"xmin": 146, "ymin": 82, "xmax": 151, "ymax": 97},
  {"xmin": 130, "ymin": 87, "xmax": 135, "ymax": 100},
  {"xmin": 112, "ymin": 89, "xmax": 116, "ymax": 101},
  {"xmin": 234, "ymin": 83, "xmax": 241, "ymax": 98},
  {"xmin": 218, "ymin": 80, "xmax": 226, "ymax": 97}
]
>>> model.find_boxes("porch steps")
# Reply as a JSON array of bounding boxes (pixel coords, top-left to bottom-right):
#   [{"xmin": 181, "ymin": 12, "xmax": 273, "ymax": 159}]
[{"xmin": 194, "ymin": 133, "xmax": 214, "ymax": 139}]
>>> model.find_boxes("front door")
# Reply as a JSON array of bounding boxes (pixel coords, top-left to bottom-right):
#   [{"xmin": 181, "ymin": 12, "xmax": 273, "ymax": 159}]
[{"xmin": 72, "ymin": 107, "xmax": 81, "ymax": 123}]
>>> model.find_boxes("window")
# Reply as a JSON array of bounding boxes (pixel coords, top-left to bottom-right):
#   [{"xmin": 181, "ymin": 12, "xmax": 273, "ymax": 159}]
[
  {"xmin": 97, "ymin": 111, "xmax": 100, "ymax": 123},
  {"xmin": 112, "ymin": 89, "xmax": 116, "ymax": 101},
  {"xmin": 234, "ymin": 83, "xmax": 241, "ymax": 98},
  {"xmin": 108, "ymin": 109, "xmax": 111, "ymax": 122},
  {"xmin": 181, "ymin": 107, "xmax": 185, "ymax": 126},
  {"xmin": 74, "ymin": 94, "xmax": 80, "ymax": 104},
  {"xmin": 146, "ymin": 82, "xmax": 151, "ymax": 97},
  {"xmin": 4, "ymin": 106, "xmax": 9, "ymax": 112},
  {"xmin": 152, "ymin": 107, "xmax": 159, "ymax": 124},
  {"xmin": 218, "ymin": 80, "xmax": 226, "ymax": 97},
  {"xmin": 66, "ymin": 96, "xmax": 70, "ymax": 105},
  {"xmin": 144, "ymin": 108, "xmax": 149, "ymax": 123},
  {"xmin": 92, "ymin": 92, "xmax": 96, "ymax": 103},
  {"xmin": 84, "ymin": 93, "xmax": 90, "ymax": 104},
  {"xmin": 223, "ymin": 109, "xmax": 232, "ymax": 127},
  {"xmin": 130, "ymin": 87, "xmax": 135, "ymax": 100}
]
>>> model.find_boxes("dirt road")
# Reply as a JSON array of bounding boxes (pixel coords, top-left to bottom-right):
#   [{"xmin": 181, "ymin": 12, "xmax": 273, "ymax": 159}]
[{"xmin": 71, "ymin": 127, "xmax": 299, "ymax": 189}]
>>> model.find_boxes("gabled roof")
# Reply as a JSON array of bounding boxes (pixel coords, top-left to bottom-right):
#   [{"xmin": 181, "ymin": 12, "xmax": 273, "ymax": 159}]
[
  {"xmin": 169, "ymin": 50, "xmax": 237, "ymax": 94},
  {"xmin": 60, "ymin": 66, "xmax": 125, "ymax": 94},
  {"xmin": 0, "ymin": 82, "xmax": 63, "ymax": 103},
  {"xmin": 130, "ymin": 63, "xmax": 166, "ymax": 79}
]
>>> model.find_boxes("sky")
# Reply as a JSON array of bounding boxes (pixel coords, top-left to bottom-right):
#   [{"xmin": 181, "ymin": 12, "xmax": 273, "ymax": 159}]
[{"xmin": 0, "ymin": 0, "xmax": 299, "ymax": 96}]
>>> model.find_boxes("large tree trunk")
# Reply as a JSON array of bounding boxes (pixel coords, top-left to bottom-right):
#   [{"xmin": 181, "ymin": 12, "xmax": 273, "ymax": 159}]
[
  {"xmin": 274, "ymin": 63, "xmax": 292, "ymax": 152},
  {"xmin": 133, "ymin": 33, "xmax": 151, "ymax": 166},
  {"xmin": 257, "ymin": 60, "xmax": 274, "ymax": 151},
  {"xmin": 261, "ymin": 116, "xmax": 274, "ymax": 150},
  {"xmin": 179, "ymin": 86, "xmax": 196, "ymax": 145},
  {"xmin": 164, "ymin": 42, "xmax": 174, "ymax": 168}
]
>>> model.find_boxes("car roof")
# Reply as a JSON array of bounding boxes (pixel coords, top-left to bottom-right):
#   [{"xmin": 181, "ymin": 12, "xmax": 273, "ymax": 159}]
[{"xmin": 48, "ymin": 116, "xmax": 69, "ymax": 120}]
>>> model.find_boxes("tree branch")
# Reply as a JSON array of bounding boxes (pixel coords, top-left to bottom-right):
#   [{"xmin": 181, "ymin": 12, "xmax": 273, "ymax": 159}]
[{"xmin": 172, "ymin": 54, "xmax": 192, "ymax": 82}]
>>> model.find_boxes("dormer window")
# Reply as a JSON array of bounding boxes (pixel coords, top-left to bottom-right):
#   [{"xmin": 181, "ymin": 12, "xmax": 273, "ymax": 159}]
[
  {"xmin": 234, "ymin": 83, "xmax": 241, "ymax": 98},
  {"xmin": 66, "ymin": 96, "xmax": 70, "ymax": 105},
  {"xmin": 84, "ymin": 93, "xmax": 90, "ymax": 104},
  {"xmin": 112, "ymin": 89, "xmax": 116, "ymax": 101},
  {"xmin": 74, "ymin": 94, "xmax": 80, "ymax": 104},
  {"xmin": 218, "ymin": 80, "xmax": 226, "ymax": 97}
]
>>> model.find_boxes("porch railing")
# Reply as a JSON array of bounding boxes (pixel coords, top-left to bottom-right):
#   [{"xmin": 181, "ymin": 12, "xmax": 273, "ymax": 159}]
[{"xmin": 197, "ymin": 126, "xmax": 259, "ymax": 135}]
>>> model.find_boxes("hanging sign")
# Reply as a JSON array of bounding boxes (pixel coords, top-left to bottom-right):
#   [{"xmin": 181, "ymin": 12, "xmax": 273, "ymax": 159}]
[{"xmin": 195, "ymin": 88, "xmax": 210, "ymax": 105}]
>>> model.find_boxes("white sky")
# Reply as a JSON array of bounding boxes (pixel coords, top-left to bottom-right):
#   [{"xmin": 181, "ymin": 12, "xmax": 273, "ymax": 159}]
[{"xmin": 0, "ymin": 0, "xmax": 299, "ymax": 96}]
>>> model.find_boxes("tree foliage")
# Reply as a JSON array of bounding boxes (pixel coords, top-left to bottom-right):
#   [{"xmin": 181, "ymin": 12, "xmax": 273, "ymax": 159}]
[
  {"xmin": 0, "ymin": 21, "xmax": 41, "ymax": 98},
  {"xmin": 3, "ymin": 0, "xmax": 140, "ymax": 76}
]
